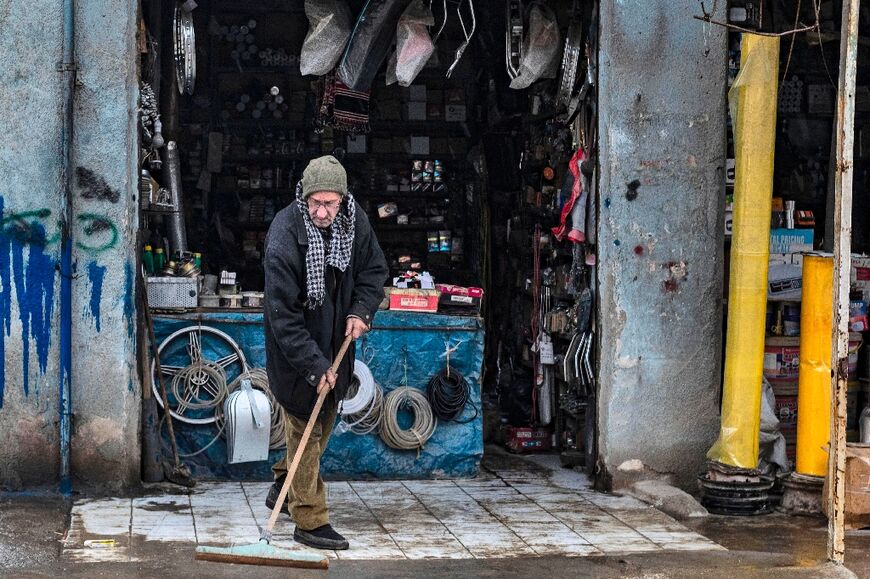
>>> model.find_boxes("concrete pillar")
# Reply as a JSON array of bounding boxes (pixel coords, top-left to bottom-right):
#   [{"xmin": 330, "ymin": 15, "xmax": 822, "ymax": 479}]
[
  {"xmin": 597, "ymin": 1, "xmax": 727, "ymax": 490},
  {"xmin": 0, "ymin": 0, "xmax": 140, "ymax": 490},
  {"xmin": 0, "ymin": 0, "xmax": 65, "ymax": 488},
  {"xmin": 69, "ymin": 0, "xmax": 141, "ymax": 489}
]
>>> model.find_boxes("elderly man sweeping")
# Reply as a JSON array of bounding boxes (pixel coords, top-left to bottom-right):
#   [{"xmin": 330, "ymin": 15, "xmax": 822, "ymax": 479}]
[{"xmin": 263, "ymin": 155, "xmax": 387, "ymax": 550}]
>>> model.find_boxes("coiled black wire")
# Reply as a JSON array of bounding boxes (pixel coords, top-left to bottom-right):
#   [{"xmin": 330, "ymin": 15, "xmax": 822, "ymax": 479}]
[{"xmin": 426, "ymin": 368, "xmax": 479, "ymax": 423}]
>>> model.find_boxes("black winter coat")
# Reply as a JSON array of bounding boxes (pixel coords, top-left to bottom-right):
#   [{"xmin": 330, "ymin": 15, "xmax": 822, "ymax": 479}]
[{"xmin": 264, "ymin": 200, "xmax": 387, "ymax": 419}]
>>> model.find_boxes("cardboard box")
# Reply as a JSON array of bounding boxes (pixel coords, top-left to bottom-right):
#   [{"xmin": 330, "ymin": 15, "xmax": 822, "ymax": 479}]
[
  {"xmin": 387, "ymin": 288, "xmax": 440, "ymax": 313},
  {"xmin": 770, "ymin": 228, "xmax": 814, "ymax": 254},
  {"xmin": 851, "ymin": 255, "xmax": 870, "ymax": 286},
  {"xmin": 768, "ymin": 261, "xmax": 803, "ymax": 301},
  {"xmin": 436, "ymin": 284, "xmax": 483, "ymax": 314},
  {"xmin": 823, "ymin": 443, "xmax": 870, "ymax": 530},
  {"xmin": 505, "ymin": 426, "xmax": 552, "ymax": 453}
]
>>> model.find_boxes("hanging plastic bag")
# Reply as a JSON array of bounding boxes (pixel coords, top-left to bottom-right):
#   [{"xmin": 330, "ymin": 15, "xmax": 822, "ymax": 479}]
[
  {"xmin": 386, "ymin": 0, "xmax": 435, "ymax": 87},
  {"xmin": 510, "ymin": 4, "xmax": 561, "ymax": 90},
  {"xmin": 338, "ymin": 0, "xmax": 407, "ymax": 92},
  {"xmin": 300, "ymin": 0, "xmax": 352, "ymax": 76}
]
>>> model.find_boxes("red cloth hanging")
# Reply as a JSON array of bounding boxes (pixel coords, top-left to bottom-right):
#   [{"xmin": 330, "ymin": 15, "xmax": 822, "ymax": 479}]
[{"xmin": 552, "ymin": 148, "xmax": 586, "ymax": 243}]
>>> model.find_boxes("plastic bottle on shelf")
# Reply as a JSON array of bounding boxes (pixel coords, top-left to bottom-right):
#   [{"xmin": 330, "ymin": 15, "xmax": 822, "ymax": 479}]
[
  {"xmin": 154, "ymin": 247, "xmax": 166, "ymax": 272},
  {"xmin": 143, "ymin": 245, "xmax": 155, "ymax": 275}
]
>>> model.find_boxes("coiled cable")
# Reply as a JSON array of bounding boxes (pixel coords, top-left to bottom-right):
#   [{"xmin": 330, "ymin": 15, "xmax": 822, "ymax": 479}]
[
  {"xmin": 342, "ymin": 380, "xmax": 384, "ymax": 435},
  {"xmin": 426, "ymin": 368, "xmax": 478, "ymax": 423},
  {"xmin": 171, "ymin": 360, "xmax": 229, "ymax": 414},
  {"xmin": 342, "ymin": 361, "xmax": 377, "ymax": 415},
  {"xmin": 379, "ymin": 386, "xmax": 437, "ymax": 451}
]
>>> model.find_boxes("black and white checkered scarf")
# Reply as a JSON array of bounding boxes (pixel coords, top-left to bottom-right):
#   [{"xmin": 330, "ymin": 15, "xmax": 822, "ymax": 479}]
[{"xmin": 296, "ymin": 184, "xmax": 356, "ymax": 309}]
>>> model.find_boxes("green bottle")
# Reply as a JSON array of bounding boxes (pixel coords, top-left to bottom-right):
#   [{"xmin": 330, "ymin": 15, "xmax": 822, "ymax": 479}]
[
  {"xmin": 194, "ymin": 252, "xmax": 202, "ymax": 270},
  {"xmin": 143, "ymin": 245, "xmax": 155, "ymax": 274},
  {"xmin": 154, "ymin": 247, "xmax": 166, "ymax": 272}
]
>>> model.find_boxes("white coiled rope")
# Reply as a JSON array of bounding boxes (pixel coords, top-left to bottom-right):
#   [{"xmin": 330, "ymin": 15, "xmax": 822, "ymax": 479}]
[
  {"xmin": 342, "ymin": 361, "xmax": 377, "ymax": 415},
  {"xmin": 379, "ymin": 387, "xmax": 437, "ymax": 451},
  {"xmin": 342, "ymin": 382, "xmax": 384, "ymax": 435}
]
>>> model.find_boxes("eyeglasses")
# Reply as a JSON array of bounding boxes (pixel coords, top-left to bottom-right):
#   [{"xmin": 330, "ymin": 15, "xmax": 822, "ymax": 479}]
[{"xmin": 308, "ymin": 199, "xmax": 342, "ymax": 212}]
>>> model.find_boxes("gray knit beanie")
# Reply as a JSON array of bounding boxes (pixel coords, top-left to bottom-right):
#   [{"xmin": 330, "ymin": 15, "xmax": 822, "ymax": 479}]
[{"xmin": 301, "ymin": 155, "xmax": 347, "ymax": 198}]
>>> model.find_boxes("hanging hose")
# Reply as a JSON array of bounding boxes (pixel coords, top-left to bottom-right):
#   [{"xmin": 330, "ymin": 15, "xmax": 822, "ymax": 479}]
[
  {"xmin": 343, "ymin": 381, "xmax": 384, "ymax": 435},
  {"xmin": 342, "ymin": 361, "xmax": 377, "ymax": 415},
  {"xmin": 379, "ymin": 387, "xmax": 437, "ymax": 451},
  {"xmin": 426, "ymin": 368, "xmax": 478, "ymax": 423}
]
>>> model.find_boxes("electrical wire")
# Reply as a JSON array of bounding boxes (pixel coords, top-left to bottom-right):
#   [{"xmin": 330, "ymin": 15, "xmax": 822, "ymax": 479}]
[
  {"xmin": 343, "ymin": 381, "xmax": 384, "ymax": 435},
  {"xmin": 171, "ymin": 360, "xmax": 229, "ymax": 414},
  {"xmin": 426, "ymin": 368, "xmax": 478, "ymax": 423},
  {"xmin": 341, "ymin": 361, "xmax": 377, "ymax": 415},
  {"xmin": 379, "ymin": 387, "xmax": 437, "ymax": 451}
]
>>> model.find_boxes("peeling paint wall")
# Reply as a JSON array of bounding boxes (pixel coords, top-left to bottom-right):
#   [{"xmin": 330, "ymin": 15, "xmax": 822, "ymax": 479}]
[
  {"xmin": 597, "ymin": 2, "xmax": 727, "ymax": 490},
  {"xmin": 0, "ymin": 0, "xmax": 140, "ymax": 490}
]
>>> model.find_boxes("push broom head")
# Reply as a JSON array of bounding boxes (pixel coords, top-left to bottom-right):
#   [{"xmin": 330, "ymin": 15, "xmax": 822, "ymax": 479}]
[{"xmin": 195, "ymin": 539, "xmax": 329, "ymax": 569}]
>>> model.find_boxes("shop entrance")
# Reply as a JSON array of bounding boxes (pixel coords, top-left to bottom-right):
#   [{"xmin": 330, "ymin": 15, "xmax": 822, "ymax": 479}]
[{"xmin": 138, "ymin": 0, "xmax": 599, "ymax": 484}]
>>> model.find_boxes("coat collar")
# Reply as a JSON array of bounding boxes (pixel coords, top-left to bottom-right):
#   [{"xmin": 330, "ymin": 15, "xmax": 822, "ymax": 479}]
[{"xmin": 290, "ymin": 201, "xmax": 308, "ymax": 246}]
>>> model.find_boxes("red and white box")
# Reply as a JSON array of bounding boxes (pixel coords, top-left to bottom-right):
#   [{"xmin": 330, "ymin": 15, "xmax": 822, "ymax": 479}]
[
  {"xmin": 436, "ymin": 284, "xmax": 484, "ymax": 313},
  {"xmin": 387, "ymin": 288, "xmax": 440, "ymax": 313}
]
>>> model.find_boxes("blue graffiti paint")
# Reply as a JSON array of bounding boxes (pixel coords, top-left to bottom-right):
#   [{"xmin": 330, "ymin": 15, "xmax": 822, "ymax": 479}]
[
  {"xmin": 123, "ymin": 261, "xmax": 135, "ymax": 392},
  {"xmin": 123, "ymin": 261, "xmax": 135, "ymax": 341},
  {"xmin": 87, "ymin": 261, "xmax": 106, "ymax": 332},
  {"xmin": 0, "ymin": 197, "xmax": 57, "ymax": 407}
]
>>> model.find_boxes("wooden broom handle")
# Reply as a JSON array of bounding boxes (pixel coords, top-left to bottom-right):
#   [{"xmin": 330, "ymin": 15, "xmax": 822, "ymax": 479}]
[{"xmin": 264, "ymin": 334, "xmax": 354, "ymax": 535}]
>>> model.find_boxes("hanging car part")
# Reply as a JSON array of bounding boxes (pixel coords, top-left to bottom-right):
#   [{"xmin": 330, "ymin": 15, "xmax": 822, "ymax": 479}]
[
  {"xmin": 173, "ymin": 2, "xmax": 196, "ymax": 95},
  {"xmin": 162, "ymin": 141, "xmax": 188, "ymax": 255},
  {"xmin": 445, "ymin": 0, "xmax": 475, "ymax": 78},
  {"xmin": 558, "ymin": 18, "xmax": 582, "ymax": 106},
  {"xmin": 505, "ymin": 0, "xmax": 524, "ymax": 79},
  {"xmin": 151, "ymin": 325, "xmax": 247, "ymax": 424},
  {"xmin": 431, "ymin": 0, "xmax": 448, "ymax": 43}
]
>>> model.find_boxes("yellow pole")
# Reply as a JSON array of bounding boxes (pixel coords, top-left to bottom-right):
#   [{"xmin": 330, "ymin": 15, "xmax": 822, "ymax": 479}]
[
  {"xmin": 707, "ymin": 34, "xmax": 779, "ymax": 469},
  {"xmin": 796, "ymin": 254, "xmax": 834, "ymax": 476}
]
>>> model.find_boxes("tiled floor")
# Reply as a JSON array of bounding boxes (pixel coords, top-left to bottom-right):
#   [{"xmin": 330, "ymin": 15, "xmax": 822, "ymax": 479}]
[{"xmin": 63, "ymin": 465, "xmax": 723, "ymax": 562}]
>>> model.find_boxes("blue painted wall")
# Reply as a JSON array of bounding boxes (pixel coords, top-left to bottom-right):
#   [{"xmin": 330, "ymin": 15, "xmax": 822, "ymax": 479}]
[
  {"xmin": 596, "ymin": 1, "xmax": 727, "ymax": 490},
  {"xmin": 152, "ymin": 311, "xmax": 484, "ymax": 480},
  {"xmin": 0, "ymin": 0, "xmax": 140, "ymax": 490}
]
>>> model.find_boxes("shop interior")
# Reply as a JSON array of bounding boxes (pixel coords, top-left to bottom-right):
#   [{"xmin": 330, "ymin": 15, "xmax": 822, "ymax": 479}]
[
  {"xmin": 137, "ymin": 0, "xmax": 600, "ymax": 480},
  {"xmin": 721, "ymin": 1, "xmax": 870, "ymax": 480}
]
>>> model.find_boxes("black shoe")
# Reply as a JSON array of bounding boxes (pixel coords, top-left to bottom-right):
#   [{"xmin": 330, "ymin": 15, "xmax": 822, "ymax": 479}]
[
  {"xmin": 264, "ymin": 477, "xmax": 291, "ymax": 516},
  {"xmin": 294, "ymin": 524, "xmax": 349, "ymax": 550}
]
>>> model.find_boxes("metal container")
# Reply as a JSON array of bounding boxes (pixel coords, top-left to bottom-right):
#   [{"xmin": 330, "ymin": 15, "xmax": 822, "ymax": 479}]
[{"xmin": 147, "ymin": 277, "xmax": 198, "ymax": 309}]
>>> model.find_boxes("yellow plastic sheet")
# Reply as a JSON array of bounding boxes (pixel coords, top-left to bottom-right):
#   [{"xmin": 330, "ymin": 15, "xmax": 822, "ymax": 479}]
[
  {"xmin": 796, "ymin": 254, "xmax": 833, "ymax": 477},
  {"xmin": 708, "ymin": 35, "xmax": 779, "ymax": 469}
]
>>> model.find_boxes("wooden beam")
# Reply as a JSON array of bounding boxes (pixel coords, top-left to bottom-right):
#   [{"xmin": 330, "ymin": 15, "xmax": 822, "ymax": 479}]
[{"xmin": 827, "ymin": 0, "xmax": 861, "ymax": 565}]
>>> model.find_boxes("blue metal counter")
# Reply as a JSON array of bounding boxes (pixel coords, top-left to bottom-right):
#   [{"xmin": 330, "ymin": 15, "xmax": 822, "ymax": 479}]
[{"xmin": 152, "ymin": 310, "xmax": 484, "ymax": 481}]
